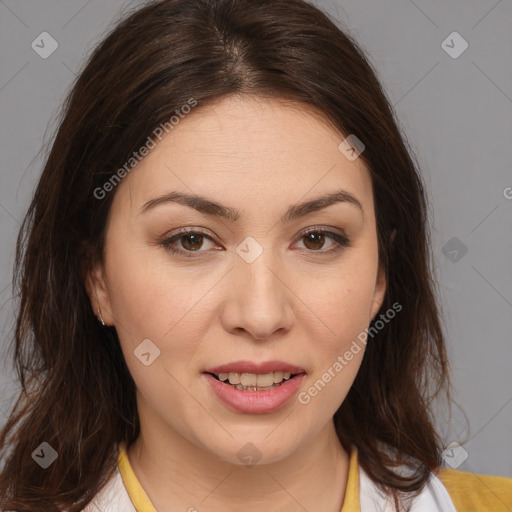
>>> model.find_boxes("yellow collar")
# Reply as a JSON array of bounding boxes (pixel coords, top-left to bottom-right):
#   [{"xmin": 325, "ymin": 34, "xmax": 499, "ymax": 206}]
[
  {"xmin": 117, "ymin": 442, "xmax": 360, "ymax": 511},
  {"xmin": 117, "ymin": 444, "xmax": 157, "ymax": 512}
]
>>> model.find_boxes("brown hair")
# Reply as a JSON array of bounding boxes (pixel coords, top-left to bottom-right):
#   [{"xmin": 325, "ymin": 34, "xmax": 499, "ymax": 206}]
[{"xmin": 0, "ymin": 0, "xmax": 450, "ymax": 510}]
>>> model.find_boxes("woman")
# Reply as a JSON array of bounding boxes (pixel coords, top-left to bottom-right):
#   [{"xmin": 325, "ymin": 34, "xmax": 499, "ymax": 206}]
[{"xmin": 0, "ymin": 0, "xmax": 510, "ymax": 511}]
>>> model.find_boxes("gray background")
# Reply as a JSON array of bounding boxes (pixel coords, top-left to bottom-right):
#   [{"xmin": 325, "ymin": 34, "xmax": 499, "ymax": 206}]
[{"xmin": 1, "ymin": 0, "xmax": 511, "ymax": 479}]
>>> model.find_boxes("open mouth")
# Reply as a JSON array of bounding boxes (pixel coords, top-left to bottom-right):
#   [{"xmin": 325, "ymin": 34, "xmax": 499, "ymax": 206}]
[{"xmin": 206, "ymin": 371, "xmax": 303, "ymax": 392}]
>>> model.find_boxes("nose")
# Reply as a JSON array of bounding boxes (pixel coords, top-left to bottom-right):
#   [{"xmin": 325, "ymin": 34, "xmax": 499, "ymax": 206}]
[{"xmin": 221, "ymin": 250, "xmax": 295, "ymax": 340}]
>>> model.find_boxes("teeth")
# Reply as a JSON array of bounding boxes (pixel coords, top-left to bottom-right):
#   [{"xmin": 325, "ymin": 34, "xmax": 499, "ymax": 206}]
[
  {"xmin": 228, "ymin": 372, "xmax": 241, "ymax": 384},
  {"xmin": 240, "ymin": 373, "xmax": 257, "ymax": 386},
  {"xmin": 234, "ymin": 383, "xmax": 282, "ymax": 391},
  {"xmin": 273, "ymin": 371, "xmax": 284, "ymax": 383},
  {"xmin": 256, "ymin": 373, "xmax": 274, "ymax": 387},
  {"xmin": 216, "ymin": 371, "xmax": 295, "ymax": 386}
]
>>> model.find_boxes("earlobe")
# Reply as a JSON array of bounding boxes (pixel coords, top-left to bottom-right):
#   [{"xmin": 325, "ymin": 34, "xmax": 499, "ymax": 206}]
[{"xmin": 84, "ymin": 261, "xmax": 113, "ymax": 326}]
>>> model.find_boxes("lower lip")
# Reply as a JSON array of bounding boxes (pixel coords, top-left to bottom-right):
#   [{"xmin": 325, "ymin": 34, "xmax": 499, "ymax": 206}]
[{"xmin": 203, "ymin": 373, "xmax": 306, "ymax": 414}]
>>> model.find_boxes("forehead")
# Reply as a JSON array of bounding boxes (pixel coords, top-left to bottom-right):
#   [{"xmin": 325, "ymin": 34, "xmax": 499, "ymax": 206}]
[{"xmin": 114, "ymin": 95, "xmax": 374, "ymax": 218}]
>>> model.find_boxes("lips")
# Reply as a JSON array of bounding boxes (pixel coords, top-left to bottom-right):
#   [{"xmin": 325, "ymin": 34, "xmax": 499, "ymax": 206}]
[
  {"xmin": 203, "ymin": 372, "xmax": 306, "ymax": 413},
  {"xmin": 204, "ymin": 360, "xmax": 306, "ymax": 375},
  {"xmin": 202, "ymin": 360, "xmax": 307, "ymax": 413}
]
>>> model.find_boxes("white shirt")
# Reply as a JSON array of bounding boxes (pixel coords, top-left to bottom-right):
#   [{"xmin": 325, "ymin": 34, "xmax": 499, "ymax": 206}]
[{"xmin": 83, "ymin": 460, "xmax": 458, "ymax": 512}]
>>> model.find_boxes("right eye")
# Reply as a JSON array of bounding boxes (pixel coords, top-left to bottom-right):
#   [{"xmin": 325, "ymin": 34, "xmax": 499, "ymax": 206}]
[{"xmin": 160, "ymin": 229, "xmax": 219, "ymax": 257}]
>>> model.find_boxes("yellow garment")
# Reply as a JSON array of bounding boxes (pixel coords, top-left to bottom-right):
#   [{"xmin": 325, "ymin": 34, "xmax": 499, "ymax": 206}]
[
  {"xmin": 117, "ymin": 446, "xmax": 157, "ymax": 512},
  {"xmin": 435, "ymin": 466, "xmax": 512, "ymax": 512},
  {"xmin": 117, "ymin": 443, "xmax": 512, "ymax": 511},
  {"xmin": 340, "ymin": 443, "xmax": 360, "ymax": 511}
]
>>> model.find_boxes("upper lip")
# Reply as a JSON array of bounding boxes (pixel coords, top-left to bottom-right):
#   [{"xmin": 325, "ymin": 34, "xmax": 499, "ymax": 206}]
[{"xmin": 204, "ymin": 360, "xmax": 306, "ymax": 375}]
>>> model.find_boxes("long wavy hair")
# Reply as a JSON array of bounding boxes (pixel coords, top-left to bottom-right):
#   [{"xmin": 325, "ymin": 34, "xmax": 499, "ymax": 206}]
[{"xmin": 0, "ymin": 0, "xmax": 451, "ymax": 510}]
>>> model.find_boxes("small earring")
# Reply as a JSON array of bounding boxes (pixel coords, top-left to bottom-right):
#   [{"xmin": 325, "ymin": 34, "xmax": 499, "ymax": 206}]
[{"xmin": 97, "ymin": 306, "xmax": 106, "ymax": 326}]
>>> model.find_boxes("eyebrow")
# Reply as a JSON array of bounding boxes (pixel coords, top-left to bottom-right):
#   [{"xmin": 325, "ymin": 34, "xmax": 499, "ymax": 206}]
[{"xmin": 139, "ymin": 189, "xmax": 364, "ymax": 223}]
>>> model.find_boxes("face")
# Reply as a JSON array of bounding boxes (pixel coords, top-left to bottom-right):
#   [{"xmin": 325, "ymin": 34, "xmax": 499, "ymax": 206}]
[{"xmin": 86, "ymin": 94, "xmax": 386, "ymax": 466}]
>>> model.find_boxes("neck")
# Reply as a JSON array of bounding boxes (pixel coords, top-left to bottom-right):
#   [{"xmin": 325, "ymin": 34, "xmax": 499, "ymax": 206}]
[{"xmin": 126, "ymin": 416, "xmax": 349, "ymax": 512}]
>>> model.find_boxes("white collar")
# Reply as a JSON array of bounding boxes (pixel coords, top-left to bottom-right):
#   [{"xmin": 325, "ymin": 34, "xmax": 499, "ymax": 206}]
[
  {"xmin": 84, "ymin": 457, "xmax": 458, "ymax": 512},
  {"xmin": 83, "ymin": 466, "xmax": 137, "ymax": 512}
]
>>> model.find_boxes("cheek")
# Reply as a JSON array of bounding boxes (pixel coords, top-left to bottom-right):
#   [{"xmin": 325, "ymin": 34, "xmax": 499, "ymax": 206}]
[
  {"xmin": 294, "ymin": 252, "xmax": 377, "ymax": 409},
  {"xmin": 104, "ymin": 238, "xmax": 197, "ymax": 338},
  {"xmin": 297, "ymin": 275, "xmax": 371, "ymax": 412},
  {"xmin": 104, "ymin": 250, "xmax": 159, "ymax": 338},
  {"xmin": 299, "ymin": 260, "xmax": 377, "ymax": 344},
  {"xmin": 104, "ymin": 240, "xmax": 216, "ymax": 376}
]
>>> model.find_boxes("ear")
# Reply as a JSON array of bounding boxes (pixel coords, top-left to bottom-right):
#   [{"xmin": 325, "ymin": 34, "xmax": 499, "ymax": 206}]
[
  {"xmin": 369, "ymin": 229, "xmax": 395, "ymax": 322},
  {"xmin": 369, "ymin": 262, "xmax": 387, "ymax": 323},
  {"xmin": 84, "ymin": 259, "xmax": 114, "ymax": 326}
]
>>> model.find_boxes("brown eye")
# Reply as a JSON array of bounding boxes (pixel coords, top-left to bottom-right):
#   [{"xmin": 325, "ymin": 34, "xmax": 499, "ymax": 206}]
[
  {"xmin": 180, "ymin": 233, "xmax": 204, "ymax": 251},
  {"xmin": 295, "ymin": 229, "xmax": 351, "ymax": 254},
  {"xmin": 302, "ymin": 232, "xmax": 326, "ymax": 250},
  {"xmin": 160, "ymin": 229, "xmax": 217, "ymax": 257}
]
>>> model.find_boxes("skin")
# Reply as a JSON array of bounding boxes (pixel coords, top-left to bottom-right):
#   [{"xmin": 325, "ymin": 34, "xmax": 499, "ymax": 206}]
[{"xmin": 86, "ymin": 94, "xmax": 386, "ymax": 512}]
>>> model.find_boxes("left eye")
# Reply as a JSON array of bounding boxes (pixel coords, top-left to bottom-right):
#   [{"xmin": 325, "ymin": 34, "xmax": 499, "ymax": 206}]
[{"xmin": 295, "ymin": 230, "xmax": 350, "ymax": 253}]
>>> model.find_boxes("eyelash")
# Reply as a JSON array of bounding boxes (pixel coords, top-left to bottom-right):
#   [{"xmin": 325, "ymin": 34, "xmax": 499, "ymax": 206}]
[{"xmin": 159, "ymin": 227, "xmax": 351, "ymax": 258}]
